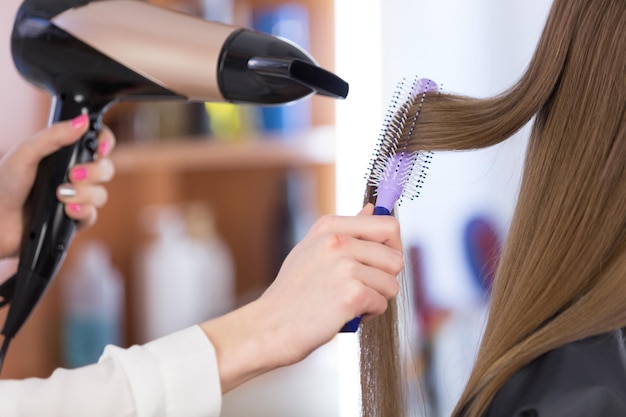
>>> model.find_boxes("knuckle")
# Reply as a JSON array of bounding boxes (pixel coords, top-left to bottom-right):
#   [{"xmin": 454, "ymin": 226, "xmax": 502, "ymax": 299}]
[
  {"xmin": 339, "ymin": 258, "xmax": 360, "ymax": 277},
  {"xmin": 388, "ymin": 276, "xmax": 401, "ymax": 297},
  {"xmin": 311, "ymin": 214, "xmax": 336, "ymax": 235},
  {"xmin": 76, "ymin": 206, "xmax": 97, "ymax": 230},
  {"xmin": 322, "ymin": 232, "xmax": 348, "ymax": 251},
  {"xmin": 343, "ymin": 281, "xmax": 368, "ymax": 309},
  {"xmin": 385, "ymin": 216, "xmax": 401, "ymax": 236},
  {"xmin": 101, "ymin": 188, "xmax": 109, "ymax": 205},
  {"xmin": 83, "ymin": 208, "xmax": 98, "ymax": 229},
  {"xmin": 101, "ymin": 159, "xmax": 116, "ymax": 182},
  {"xmin": 95, "ymin": 186, "xmax": 109, "ymax": 207},
  {"xmin": 101, "ymin": 125, "xmax": 116, "ymax": 144},
  {"xmin": 390, "ymin": 251, "xmax": 405, "ymax": 274},
  {"xmin": 371, "ymin": 297, "xmax": 388, "ymax": 316}
]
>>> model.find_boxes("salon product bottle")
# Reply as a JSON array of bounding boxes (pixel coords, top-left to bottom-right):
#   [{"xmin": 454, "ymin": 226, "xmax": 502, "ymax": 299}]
[
  {"xmin": 62, "ymin": 241, "xmax": 124, "ymax": 368},
  {"xmin": 184, "ymin": 202, "xmax": 235, "ymax": 320},
  {"xmin": 253, "ymin": 3, "xmax": 312, "ymax": 135},
  {"xmin": 137, "ymin": 204, "xmax": 235, "ymax": 343},
  {"xmin": 200, "ymin": 0, "xmax": 248, "ymax": 141}
]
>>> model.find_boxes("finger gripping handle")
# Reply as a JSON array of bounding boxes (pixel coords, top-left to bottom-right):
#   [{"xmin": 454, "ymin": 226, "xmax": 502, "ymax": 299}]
[{"xmin": 19, "ymin": 129, "xmax": 97, "ymax": 275}]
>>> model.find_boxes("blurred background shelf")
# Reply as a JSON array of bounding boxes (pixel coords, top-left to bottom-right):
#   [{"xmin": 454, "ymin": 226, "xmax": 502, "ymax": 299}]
[{"xmin": 111, "ymin": 128, "xmax": 336, "ymax": 173}]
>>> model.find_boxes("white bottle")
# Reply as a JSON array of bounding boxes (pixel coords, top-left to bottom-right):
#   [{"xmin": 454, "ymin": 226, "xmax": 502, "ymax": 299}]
[
  {"xmin": 184, "ymin": 202, "xmax": 235, "ymax": 320},
  {"xmin": 62, "ymin": 240, "xmax": 124, "ymax": 368},
  {"xmin": 136, "ymin": 204, "xmax": 235, "ymax": 343}
]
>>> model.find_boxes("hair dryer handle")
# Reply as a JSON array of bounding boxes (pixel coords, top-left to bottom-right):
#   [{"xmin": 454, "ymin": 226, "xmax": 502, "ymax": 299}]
[{"xmin": 2, "ymin": 98, "xmax": 101, "ymax": 339}]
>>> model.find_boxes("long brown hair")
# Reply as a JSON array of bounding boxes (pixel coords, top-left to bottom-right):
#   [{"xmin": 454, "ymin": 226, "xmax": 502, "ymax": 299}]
[{"xmin": 359, "ymin": 0, "xmax": 626, "ymax": 416}]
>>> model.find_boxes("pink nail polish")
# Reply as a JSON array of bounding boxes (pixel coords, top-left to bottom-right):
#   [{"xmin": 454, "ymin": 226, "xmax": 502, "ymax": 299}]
[
  {"xmin": 71, "ymin": 167, "xmax": 87, "ymax": 181},
  {"xmin": 71, "ymin": 114, "xmax": 89, "ymax": 129},
  {"xmin": 99, "ymin": 140, "xmax": 110, "ymax": 156},
  {"xmin": 69, "ymin": 203, "xmax": 81, "ymax": 213}
]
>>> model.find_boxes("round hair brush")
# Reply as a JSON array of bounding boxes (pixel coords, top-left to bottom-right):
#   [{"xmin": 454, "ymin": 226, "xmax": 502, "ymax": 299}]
[{"xmin": 340, "ymin": 77, "xmax": 438, "ymax": 332}]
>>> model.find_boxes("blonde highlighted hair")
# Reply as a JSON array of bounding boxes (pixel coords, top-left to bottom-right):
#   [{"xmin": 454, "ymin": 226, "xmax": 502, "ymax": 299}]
[{"xmin": 360, "ymin": 0, "xmax": 626, "ymax": 416}]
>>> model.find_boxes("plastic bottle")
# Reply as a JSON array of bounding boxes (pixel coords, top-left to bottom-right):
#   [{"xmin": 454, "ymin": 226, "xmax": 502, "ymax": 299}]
[
  {"xmin": 184, "ymin": 202, "xmax": 236, "ymax": 320},
  {"xmin": 136, "ymin": 203, "xmax": 235, "ymax": 343},
  {"xmin": 62, "ymin": 241, "xmax": 124, "ymax": 368},
  {"xmin": 253, "ymin": 3, "xmax": 312, "ymax": 135}
]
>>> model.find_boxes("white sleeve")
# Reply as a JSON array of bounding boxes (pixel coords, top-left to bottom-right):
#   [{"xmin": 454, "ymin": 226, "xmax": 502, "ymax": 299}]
[{"xmin": 0, "ymin": 325, "xmax": 222, "ymax": 417}]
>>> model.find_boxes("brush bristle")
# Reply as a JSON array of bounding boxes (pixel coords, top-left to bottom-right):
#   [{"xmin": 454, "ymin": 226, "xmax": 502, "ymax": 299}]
[{"xmin": 367, "ymin": 77, "xmax": 438, "ymax": 207}]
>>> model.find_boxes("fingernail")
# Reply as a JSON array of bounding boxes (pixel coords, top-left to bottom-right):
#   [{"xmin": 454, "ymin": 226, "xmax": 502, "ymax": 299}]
[
  {"xmin": 71, "ymin": 114, "xmax": 89, "ymax": 129},
  {"xmin": 69, "ymin": 203, "xmax": 81, "ymax": 213},
  {"xmin": 99, "ymin": 140, "xmax": 110, "ymax": 156},
  {"xmin": 71, "ymin": 167, "xmax": 87, "ymax": 181},
  {"xmin": 58, "ymin": 185, "xmax": 77, "ymax": 198}
]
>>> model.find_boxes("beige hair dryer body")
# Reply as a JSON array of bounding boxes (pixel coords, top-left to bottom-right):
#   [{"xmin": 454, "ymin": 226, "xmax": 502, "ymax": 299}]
[{"xmin": 0, "ymin": 0, "xmax": 348, "ymax": 361}]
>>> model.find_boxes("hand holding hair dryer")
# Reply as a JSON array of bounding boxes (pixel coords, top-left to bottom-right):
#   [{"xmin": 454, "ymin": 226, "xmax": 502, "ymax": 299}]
[{"xmin": 0, "ymin": 0, "xmax": 348, "ymax": 355}]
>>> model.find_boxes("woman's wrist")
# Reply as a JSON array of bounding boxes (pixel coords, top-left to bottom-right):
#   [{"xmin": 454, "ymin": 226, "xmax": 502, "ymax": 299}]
[{"xmin": 199, "ymin": 299, "xmax": 287, "ymax": 393}]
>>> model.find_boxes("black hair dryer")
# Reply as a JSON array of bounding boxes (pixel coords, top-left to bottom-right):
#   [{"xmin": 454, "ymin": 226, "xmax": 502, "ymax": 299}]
[{"xmin": 0, "ymin": 0, "xmax": 348, "ymax": 346}]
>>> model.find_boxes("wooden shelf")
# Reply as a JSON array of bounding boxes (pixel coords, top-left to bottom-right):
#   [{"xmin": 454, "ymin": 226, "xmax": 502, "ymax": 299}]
[{"xmin": 112, "ymin": 127, "xmax": 336, "ymax": 173}]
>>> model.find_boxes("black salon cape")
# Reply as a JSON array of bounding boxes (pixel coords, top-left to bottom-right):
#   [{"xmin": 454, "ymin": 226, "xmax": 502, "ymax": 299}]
[{"xmin": 483, "ymin": 329, "xmax": 626, "ymax": 417}]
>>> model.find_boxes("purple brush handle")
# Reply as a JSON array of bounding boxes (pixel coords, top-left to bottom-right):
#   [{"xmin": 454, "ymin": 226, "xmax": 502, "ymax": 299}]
[{"xmin": 339, "ymin": 205, "xmax": 392, "ymax": 332}]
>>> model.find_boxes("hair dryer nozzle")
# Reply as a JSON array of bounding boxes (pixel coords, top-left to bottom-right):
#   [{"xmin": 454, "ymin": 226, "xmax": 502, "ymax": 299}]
[
  {"xmin": 219, "ymin": 28, "xmax": 348, "ymax": 104},
  {"xmin": 248, "ymin": 57, "xmax": 349, "ymax": 99}
]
